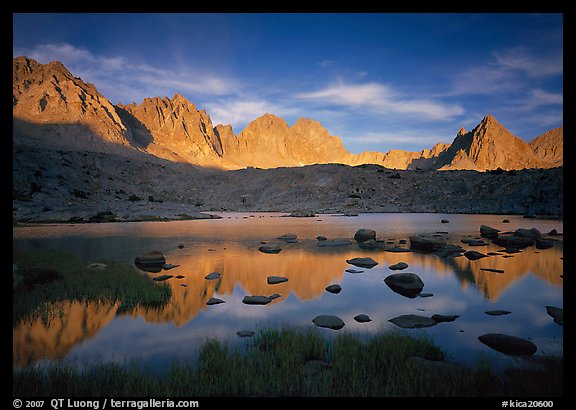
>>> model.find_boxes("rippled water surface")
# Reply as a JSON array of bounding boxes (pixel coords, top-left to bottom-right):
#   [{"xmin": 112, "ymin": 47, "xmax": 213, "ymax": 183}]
[{"xmin": 13, "ymin": 213, "xmax": 563, "ymax": 372}]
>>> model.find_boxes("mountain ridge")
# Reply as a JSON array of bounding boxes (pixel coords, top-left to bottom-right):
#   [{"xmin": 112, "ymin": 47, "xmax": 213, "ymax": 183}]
[{"xmin": 12, "ymin": 56, "xmax": 563, "ymax": 171}]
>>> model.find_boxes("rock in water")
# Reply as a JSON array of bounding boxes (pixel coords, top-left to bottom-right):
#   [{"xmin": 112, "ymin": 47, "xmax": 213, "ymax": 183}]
[
  {"xmin": 478, "ymin": 333, "xmax": 537, "ymax": 355},
  {"xmin": 312, "ymin": 315, "xmax": 345, "ymax": 330},
  {"xmin": 388, "ymin": 262, "xmax": 408, "ymax": 270},
  {"xmin": 353, "ymin": 229, "xmax": 376, "ymax": 242},
  {"xmin": 267, "ymin": 276, "xmax": 288, "ymax": 284},
  {"xmin": 389, "ymin": 314, "xmax": 437, "ymax": 329},
  {"xmin": 135, "ymin": 251, "xmax": 166, "ymax": 272},
  {"xmin": 205, "ymin": 272, "xmax": 222, "ymax": 280},
  {"xmin": 325, "ymin": 284, "xmax": 342, "ymax": 294},
  {"xmin": 384, "ymin": 272, "xmax": 424, "ymax": 298},
  {"xmin": 354, "ymin": 314, "xmax": 372, "ymax": 323},
  {"xmin": 545, "ymin": 306, "xmax": 563, "ymax": 325},
  {"xmin": 258, "ymin": 244, "xmax": 282, "ymax": 254},
  {"xmin": 206, "ymin": 297, "xmax": 225, "ymax": 305},
  {"xmin": 242, "ymin": 295, "xmax": 273, "ymax": 305},
  {"xmin": 345, "ymin": 257, "xmax": 378, "ymax": 268}
]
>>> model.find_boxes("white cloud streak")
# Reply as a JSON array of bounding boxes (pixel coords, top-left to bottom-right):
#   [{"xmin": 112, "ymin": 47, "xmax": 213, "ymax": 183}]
[{"xmin": 294, "ymin": 80, "xmax": 464, "ymax": 121}]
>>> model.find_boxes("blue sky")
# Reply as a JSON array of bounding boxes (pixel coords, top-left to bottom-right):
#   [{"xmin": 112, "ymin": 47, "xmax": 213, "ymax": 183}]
[{"xmin": 13, "ymin": 13, "xmax": 563, "ymax": 154}]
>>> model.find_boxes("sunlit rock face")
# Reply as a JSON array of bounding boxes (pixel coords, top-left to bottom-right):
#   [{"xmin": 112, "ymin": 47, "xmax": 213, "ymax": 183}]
[
  {"xmin": 435, "ymin": 115, "xmax": 552, "ymax": 171},
  {"xmin": 529, "ymin": 126, "xmax": 563, "ymax": 167},
  {"xmin": 13, "ymin": 58, "xmax": 562, "ymax": 171},
  {"xmin": 13, "ymin": 56, "xmax": 130, "ymax": 152}
]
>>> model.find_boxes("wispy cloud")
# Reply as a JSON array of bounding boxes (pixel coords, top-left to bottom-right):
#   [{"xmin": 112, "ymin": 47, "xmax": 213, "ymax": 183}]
[
  {"xmin": 294, "ymin": 80, "xmax": 464, "ymax": 121},
  {"xmin": 13, "ymin": 43, "xmax": 237, "ymax": 103},
  {"xmin": 493, "ymin": 47, "xmax": 562, "ymax": 78},
  {"xmin": 450, "ymin": 47, "xmax": 562, "ymax": 96},
  {"xmin": 205, "ymin": 99, "xmax": 300, "ymax": 129}
]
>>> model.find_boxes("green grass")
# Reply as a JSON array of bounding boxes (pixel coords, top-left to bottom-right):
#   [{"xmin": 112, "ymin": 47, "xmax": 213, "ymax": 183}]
[
  {"xmin": 13, "ymin": 248, "xmax": 172, "ymax": 325},
  {"xmin": 13, "ymin": 326, "xmax": 563, "ymax": 397}
]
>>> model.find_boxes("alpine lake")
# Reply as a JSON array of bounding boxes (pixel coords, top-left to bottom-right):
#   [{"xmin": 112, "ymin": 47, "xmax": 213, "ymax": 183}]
[{"xmin": 13, "ymin": 212, "xmax": 563, "ymax": 376}]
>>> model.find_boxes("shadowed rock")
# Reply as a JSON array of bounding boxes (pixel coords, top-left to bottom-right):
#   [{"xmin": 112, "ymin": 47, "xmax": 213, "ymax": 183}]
[
  {"xmin": 431, "ymin": 314, "xmax": 460, "ymax": 323},
  {"xmin": 325, "ymin": 284, "xmax": 342, "ymax": 294},
  {"xmin": 354, "ymin": 228, "xmax": 376, "ymax": 242},
  {"xmin": 464, "ymin": 250, "xmax": 488, "ymax": 260},
  {"xmin": 389, "ymin": 262, "xmax": 409, "ymax": 270},
  {"xmin": 389, "ymin": 314, "xmax": 437, "ymax": 328},
  {"xmin": 312, "ymin": 315, "xmax": 345, "ymax": 330},
  {"xmin": 267, "ymin": 275, "xmax": 288, "ymax": 284},
  {"xmin": 546, "ymin": 306, "xmax": 563, "ymax": 325},
  {"xmin": 478, "ymin": 333, "xmax": 537, "ymax": 355},
  {"xmin": 206, "ymin": 297, "xmax": 225, "ymax": 305},
  {"xmin": 384, "ymin": 272, "xmax": 424, "ymax": 298},
  {"xmin": 259, "ymin": 244, "xmax": 282, "ymax": 254},
  {"xmin": 135, "ymin": 250, "xmax": 166, "ymax": 272},
  {"xmin": 354, "ymin": 314, "xmax": 372, "ymax": 323},
  {"xmin": 346, "ymin": 257, "xmax": 378, "ymax": 268},
  {"xmin": 480, "ymin": 225, "xmax": 500, "ymax": 239}
]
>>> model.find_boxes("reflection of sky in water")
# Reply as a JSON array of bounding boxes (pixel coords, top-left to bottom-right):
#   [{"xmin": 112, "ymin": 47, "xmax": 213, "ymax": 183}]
[{"xmin": 13, "ymin": 213, "xmax": 563, "ymax": 372}]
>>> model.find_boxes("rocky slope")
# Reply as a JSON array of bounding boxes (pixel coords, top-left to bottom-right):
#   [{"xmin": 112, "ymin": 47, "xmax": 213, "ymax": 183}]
[
  {"xmin": 529, "ymin": 127, "xmax": 564, "ymax": 167},
  {"xmin": 13, "ymin": 144, "xmax": 563, "ymax": 223},
  {"xmin": 13, "ymin": 56, "xmax": 131, "ymax": 153}
]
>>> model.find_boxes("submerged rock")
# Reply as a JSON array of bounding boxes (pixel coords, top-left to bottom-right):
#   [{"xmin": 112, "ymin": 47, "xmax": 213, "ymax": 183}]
[
  {"xmin": 478, "ymin": 333, "xmax": 537, "ymax": 355},
  {"xmin": 431, "ymin": 314, "xmax": 460, "ymax": 323},
  {"xmin": 389, "ymin": 314, "xmax": 437, "ymax": 329},
  {"xmin": 205, "ymin": 272, "xmax": 222, "ymax": 280},
  {"xmin": 409, "ymin": 235, "xmax": 447, "ymax": 252},
  {"xmin": 259, "ymin": 244, "xmax": 282, "ymax": 254},
  {"xmin": 236, "ymin": 330, "xmax": 255, "ymax": 337},
  {"xmin": 312, "ymin": 314, "xmax": 345, "ymax": 330},
  {"xmin": 485, "ymin": 310, "xmax": 511, "ymax": 316},
  {"xmin": 317, "ymin": 239, "xmax": 352, "ymax": 247},
  {"xmin": 277, "ymin": 233, "xmax": 297, "ymax": 241},
  {"xmin": 153, "ymin": 274, "xmax": 173, "ymax": 281}
]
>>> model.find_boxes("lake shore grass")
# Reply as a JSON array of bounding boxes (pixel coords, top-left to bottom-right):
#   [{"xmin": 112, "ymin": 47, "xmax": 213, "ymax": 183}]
[
  {"xmin": 13, "ymin": 325, "xmax": 562, "ymax": 397},
  {"xmin": 13, "ymin": 248, "xmax": 172, "ymax": 326}
]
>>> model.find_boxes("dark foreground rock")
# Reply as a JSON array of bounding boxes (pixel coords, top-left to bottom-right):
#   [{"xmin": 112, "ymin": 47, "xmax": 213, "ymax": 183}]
[
  {"xmin": 346, "ymin": 257, "xmax": 378, "ymax": 268},
  {"xmin": 384, "ymin": 272, "xmax": 425, "ymax": 298},
  {"xmin": 312, "ymin": 315, "xmax": 345, "ymax": 330},
  {"xmin": 478, "ymin": 333, "xmax": 537, "ymax": 355},
  {"xmin": 546, "ymin": 306, "xmax": 563, "ymax": 325},
  {"xmin": 389, "ymin": 314, "xmax": 437, "ymax": 328}
]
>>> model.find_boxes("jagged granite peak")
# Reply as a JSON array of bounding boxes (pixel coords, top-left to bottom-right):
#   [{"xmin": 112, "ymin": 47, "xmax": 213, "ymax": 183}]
[
  {"xmin": 117, "ymin": 94, "xmax": 224, "ymax": 165},
  {"xmin": 13, "ymin": 56, "xmax": 129, "ymax": 151},
  {"xmin": 436, "ymin": 114, "xmax": 548, "ymax": 171},
  {"xmin": 13, "ymin": 57, "xmax": 563, "ymax": 172},
  {"xmin": 529, "ymin": 126, "xmax": 563, "ymax": 167},
  {"xmin": 214, "ymin": 124, "xmax": 237, "ymax": 155}
]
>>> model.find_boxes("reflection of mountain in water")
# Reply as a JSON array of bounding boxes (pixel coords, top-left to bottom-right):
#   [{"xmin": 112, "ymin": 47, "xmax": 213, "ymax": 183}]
[
  {"xmin": 13, "ymin": 301, "xmax": 118, "ymax": 366},
  {"xmin": 13, "ymin": 237, "xmax": 562, "ymax": 366}
]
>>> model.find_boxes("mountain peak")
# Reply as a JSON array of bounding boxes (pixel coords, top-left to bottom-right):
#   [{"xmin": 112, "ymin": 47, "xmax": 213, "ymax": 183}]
[{"xmin": 481, "ymin": 114, "xmax": 497, "ymax": 125}]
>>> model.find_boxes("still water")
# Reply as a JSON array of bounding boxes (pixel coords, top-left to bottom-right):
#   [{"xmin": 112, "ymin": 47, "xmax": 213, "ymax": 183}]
[{"xmin": 13, "ymin": 213, "xmax": 563, "ymax": 373}]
